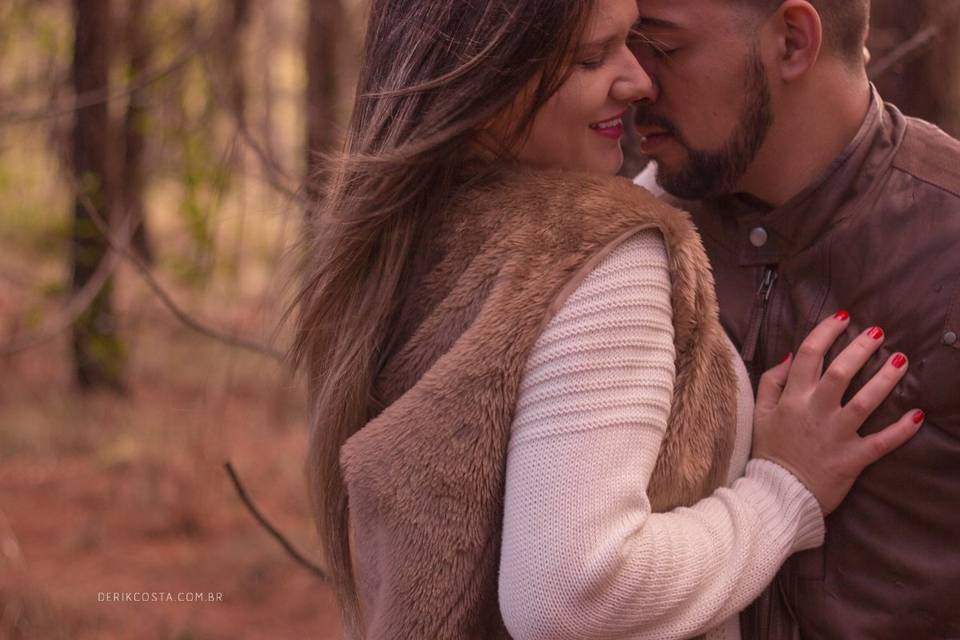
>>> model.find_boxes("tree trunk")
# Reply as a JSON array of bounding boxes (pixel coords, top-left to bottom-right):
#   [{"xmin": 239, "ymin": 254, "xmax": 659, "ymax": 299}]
[
  {"xmin": 227, "ymin": 0, "xmax": 252, "ymax": 129},
  {"xmin": 71, "ymin": 0, "xmax": 125, "ymax": 391},
  {"xmin": 870, "ymin": 0, "xmax": 960, "ymax": 137},
  {"xmin": 304, "ymin": 0, "xmax": 344, "ymax": 216},
  {"xmin": 121, "ymin": 0, "xmax": 154, "ymax": 264},
  {"xmin": 259, "ymin": 2, "xmax": 282, "ymax": 163}
]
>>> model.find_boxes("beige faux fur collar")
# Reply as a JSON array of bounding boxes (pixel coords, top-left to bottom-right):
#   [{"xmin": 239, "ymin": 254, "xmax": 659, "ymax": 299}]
[{"xmin": 339, "ymin": 167, "xmax": 737, "ymax": 638}]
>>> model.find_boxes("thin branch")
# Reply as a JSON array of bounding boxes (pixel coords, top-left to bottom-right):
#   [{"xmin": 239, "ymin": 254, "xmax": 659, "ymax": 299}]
[
  {"xmin": 0, "ymin": 232, "xmax": 121, "ymax": 356},
  {"xmin": 2, "ymin": 177, "xmax": 284, "ymax": 360},
  {"xmin": 77, "ymin": 186, "xmax": 286, "ymax": 362},
  {"xmin": 868, "ymin": 25, "xmax": 940, "ymax": 80},
  {"xmin": 0, "ymin": 14, "xmax": 209, "ymax": 128},
  {"xmin": 0, "ymin": 212, "xmax": 136, "ymax": 356},
  {"xmin": 196, "ymin": 50, "xmax": 308, "ymax": 205},
  {"xmin": 236, "ymin": 118, "xmax": 309, "ymax": 205},
  {"xmin": 0, "ymin": 257, "xmax": 41, "ymax": 289},
  {"xmin": 223, "ymin": 461, "xmax": 328, "ymax": 581}
]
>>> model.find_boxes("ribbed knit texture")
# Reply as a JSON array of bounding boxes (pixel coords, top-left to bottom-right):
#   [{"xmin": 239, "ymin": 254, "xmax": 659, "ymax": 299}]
[{"xmin": 499, "ymin": 230, "xmax": 824, "ymax": 640}]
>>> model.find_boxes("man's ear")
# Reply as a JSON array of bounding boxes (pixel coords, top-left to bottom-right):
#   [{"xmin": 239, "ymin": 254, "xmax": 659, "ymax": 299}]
[{"xmin": 768, "ymin": 0, "xmax": 823, "ymax": 81}]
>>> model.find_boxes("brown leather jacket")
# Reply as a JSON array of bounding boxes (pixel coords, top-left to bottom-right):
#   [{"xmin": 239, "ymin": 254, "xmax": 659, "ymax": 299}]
[{"xmin": 662, "ymin": 91, "xmax": 960, "ymax": 639}]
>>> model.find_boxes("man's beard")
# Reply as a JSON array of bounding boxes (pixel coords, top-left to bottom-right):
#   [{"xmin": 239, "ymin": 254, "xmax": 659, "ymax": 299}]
[{"xmin": 635, "ymin": 49, "xmax": 773, "ymax": 200}]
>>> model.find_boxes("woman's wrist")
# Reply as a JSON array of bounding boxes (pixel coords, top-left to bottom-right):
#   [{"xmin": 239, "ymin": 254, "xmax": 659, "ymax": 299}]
[{"xmin": 740, "ymin": 458, "xmax": 826, "ymax": 553}]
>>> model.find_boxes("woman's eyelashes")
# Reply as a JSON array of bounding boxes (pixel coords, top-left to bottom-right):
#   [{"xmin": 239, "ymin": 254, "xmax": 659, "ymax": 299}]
[
  {"xmin": 578, "ymin": 39, "xmax": 641, "ymax": 71},
  {"xmin": 575, "ymin": 41, "xmax": 609, "ymax": 70}
]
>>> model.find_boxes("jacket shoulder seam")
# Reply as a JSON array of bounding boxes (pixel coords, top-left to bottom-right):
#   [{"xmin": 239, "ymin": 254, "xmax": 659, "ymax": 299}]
[
  {"xmin": 889, "ymin": 165, "xmax": 960, "ymax": 201},
  {"xmin": 891, "ymin": 122, "xmax": 960, "ymax": 199}
]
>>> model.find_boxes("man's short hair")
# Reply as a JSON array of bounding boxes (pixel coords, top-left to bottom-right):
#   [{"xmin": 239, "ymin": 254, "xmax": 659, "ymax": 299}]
[{"xmin": 741, "ymin": 0, "xmax": 870, "ymax": 64}]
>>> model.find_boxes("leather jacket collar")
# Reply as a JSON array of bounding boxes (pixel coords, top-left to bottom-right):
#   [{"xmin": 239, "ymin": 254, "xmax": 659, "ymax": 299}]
[{"xmin": 692, "ymin": 86, "xmax": 902, "ymax": 266}]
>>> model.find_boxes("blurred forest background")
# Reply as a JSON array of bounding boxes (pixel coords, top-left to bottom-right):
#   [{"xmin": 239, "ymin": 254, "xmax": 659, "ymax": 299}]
[{"xmin": 1, "ymin": 1, "xmax": 959, "ymax": 638}]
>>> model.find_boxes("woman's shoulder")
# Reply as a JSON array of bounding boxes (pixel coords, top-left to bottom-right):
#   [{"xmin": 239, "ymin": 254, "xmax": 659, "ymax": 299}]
[
  {"xmin": 454, "ymin": 165, "xmax": 699, "ymax": 255},
  {"xmin": 495, "ymin": 166, "xmax": 681, "ymax": 217},
  {"xmin": 609, "ymin": 228, "xmax": 670, "ymax": 266}
]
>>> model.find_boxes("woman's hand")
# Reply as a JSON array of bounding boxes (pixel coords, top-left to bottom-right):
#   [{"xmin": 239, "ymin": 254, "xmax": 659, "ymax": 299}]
[{"xmin": 751, "ymin": 311, "xmax": 924, "ymax": 515}]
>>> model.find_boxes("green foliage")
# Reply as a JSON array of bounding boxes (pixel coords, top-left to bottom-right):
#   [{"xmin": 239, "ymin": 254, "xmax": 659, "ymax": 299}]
[
  {"xmin": 74, "ymin": 289, "xmax": 128, "ymax": 391},
  {"xmin": 21, "ymin": 303, "xmax": 45, "ymax": 331},
  {"xmin": 77, "ymin": 171, "xmax": 107, "ymax": 211},
  {"xmin": 171, "ymin": 59, "xmax": 236, "ymax": 286},
  {"xmin": 87, "ymin": 330, "xmax": 127, "ymax": 378},
  {"xmin": 40, "ymin": 279, "xmax": 67, "ymax": 298},
  {"xmin": 7, "ymin": 1, "xmax": 70, "ymax": 55},
  {"xmin": 0, "ymin": 154, "xmax": 72, "ymax": 256}
]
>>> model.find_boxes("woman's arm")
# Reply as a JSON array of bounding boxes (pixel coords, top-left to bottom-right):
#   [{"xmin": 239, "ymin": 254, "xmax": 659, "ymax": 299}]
[{"xmin": 498, "ymin": 230, "xmax": 823, "ymax": 640}]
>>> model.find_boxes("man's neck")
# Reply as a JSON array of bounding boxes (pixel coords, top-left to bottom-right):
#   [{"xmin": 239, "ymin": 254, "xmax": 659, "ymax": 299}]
[{"xmin": 735, "ymin": 73, "xmax": 872, "ymax": 207}]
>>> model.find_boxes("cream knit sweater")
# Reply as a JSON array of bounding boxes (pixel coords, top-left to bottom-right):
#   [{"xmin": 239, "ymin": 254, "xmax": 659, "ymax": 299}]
[{"xmin": 499, "ymin": 230, "xmax": 825, "ymax": 640}]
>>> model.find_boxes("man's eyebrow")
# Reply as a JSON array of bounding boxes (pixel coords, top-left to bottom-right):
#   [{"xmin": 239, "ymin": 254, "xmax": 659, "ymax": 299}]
[{"xmin": 637, "ymin": 16, "xmax": 682, "ymax": 30}]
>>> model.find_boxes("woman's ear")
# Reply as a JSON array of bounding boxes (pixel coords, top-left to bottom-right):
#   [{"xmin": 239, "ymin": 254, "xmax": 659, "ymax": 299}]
[{"xmin": 769, "ymin": 0, "xmax": 823, "ymax": 82}]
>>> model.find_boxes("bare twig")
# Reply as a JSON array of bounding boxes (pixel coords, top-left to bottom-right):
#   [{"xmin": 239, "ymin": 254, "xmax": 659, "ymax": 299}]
[
  {"xmin": 1, "ymin": 179, "xmax": 284, "ymax": 361},
  {"xmin": 868, "ymin": 25, "xmax": 940, "ymax": 80},
  {"xmin": 0, "ymin": 257, "xmax": 40, "ymax": 289},
  {"xmin": 0, "ymin": 217, "xmax": 134, "ymax": 356},
  {"xmin": 196, "ymin": 50, "xmax": 308, "ymax": 205},
  {"xmin": 0, "ymin": 11, "xmax": 212, "ymax": 128},
  {"xmin": 1, "ymin": 42, "xmax": 201, "ymax": 127},
  {"xmin": 223, "ymin": 461, "xmax": 328, "ymax": 581},
  {"xmin": 236, "ymin": 119, "xmax": 309, "ymax": 205},
  {"xmin": 77, "ymin": 188, "xmax": 286, "ymax": 362}
]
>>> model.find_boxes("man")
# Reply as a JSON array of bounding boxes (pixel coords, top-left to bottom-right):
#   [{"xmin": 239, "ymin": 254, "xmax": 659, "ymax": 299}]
[{"xmin": 631, "ymin": 1, "xmax": 960, "ymax": 638}]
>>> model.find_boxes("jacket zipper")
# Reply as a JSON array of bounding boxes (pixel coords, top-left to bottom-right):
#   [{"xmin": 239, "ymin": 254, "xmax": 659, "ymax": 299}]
[{"xmin": 740, "ymin": 266, "xmax": 778, "ymax": 381}]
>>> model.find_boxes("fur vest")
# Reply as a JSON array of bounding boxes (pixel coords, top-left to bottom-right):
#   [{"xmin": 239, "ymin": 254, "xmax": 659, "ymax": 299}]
[{"xmin": 339, "ymin": 167, "xmax": 738, "ymax": 638}]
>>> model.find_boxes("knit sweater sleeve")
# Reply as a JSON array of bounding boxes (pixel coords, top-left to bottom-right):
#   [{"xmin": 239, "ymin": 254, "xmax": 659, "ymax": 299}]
[{"xmin": 498, "ymin": 230, "xmax": 824, "ymax": 640}]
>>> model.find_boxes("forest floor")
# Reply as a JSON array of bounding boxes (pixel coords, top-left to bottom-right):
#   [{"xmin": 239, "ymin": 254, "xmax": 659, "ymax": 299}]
[{"xmin": 0, "ymin": 235, "xmax": 343, "ymax": 639}]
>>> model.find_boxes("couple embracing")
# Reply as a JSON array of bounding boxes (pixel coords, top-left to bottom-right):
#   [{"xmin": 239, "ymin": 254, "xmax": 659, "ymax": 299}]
[{"xmin": 289, "ymin": 0, "xmax": 960, "ymax": 638}]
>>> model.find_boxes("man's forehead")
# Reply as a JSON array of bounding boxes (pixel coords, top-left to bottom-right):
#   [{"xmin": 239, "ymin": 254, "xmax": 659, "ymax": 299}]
[{"xmin": 636, "ymin": 0, "xmax": 725, "ymax": 29}]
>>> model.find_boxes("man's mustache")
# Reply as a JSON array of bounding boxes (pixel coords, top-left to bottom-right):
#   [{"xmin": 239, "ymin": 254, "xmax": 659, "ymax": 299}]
[{"xmin": 632, "ymin": 108, "xmax": 680, "ymax": 138}]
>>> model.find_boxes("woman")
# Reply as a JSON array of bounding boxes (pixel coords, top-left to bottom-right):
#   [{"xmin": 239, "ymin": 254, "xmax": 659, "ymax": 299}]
[{"xmin": 288, "ymin": 0, "xmax": 924, "ymax": 638}]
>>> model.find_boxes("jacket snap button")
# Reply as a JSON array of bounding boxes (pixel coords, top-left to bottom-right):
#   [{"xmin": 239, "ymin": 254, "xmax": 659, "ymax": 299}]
[
  {"xmin": 749, "ymin": 227, "xmax": 769, "ymax": 248},
  {"xmin": 944, "ymin": 331, "xmax": 958, "ymax": 346}
]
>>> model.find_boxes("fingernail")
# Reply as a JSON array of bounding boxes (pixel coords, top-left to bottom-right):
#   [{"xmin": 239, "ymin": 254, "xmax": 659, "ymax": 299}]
[
  {"xmin": 913, "ymin": 410, "xmax": 926, "ymax": 425},
  {"xmin": 780, "ymin": 352, "xmax": 793, "ymax": 364},
  {"xmin": 834, "ymin": 310, "xmax": 850, "ymax": 321},
  {"xmin": 892, "ymin": 353, "xmax": 908, "ymax": 369},
  {"xmin": 868, "ymin": 326, "xmax": 884, "ymax": 340}
]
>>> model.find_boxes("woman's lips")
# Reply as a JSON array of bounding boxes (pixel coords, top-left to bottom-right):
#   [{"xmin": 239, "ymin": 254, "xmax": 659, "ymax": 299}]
[{"xmin": 589, "ymin": 112, "xmax": 627, "ymax": 140}]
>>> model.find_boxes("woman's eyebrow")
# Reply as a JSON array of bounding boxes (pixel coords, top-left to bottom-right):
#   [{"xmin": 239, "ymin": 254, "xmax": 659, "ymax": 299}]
[{"xmin": 577, "ymin": 34, "xmax": 618, "ymax": 52}]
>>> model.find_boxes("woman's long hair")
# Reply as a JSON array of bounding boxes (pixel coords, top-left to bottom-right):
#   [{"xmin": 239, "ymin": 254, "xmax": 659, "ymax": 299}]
[{"xmin": 288, "ymin": 0, "xmax": 594, "ymax": 632}]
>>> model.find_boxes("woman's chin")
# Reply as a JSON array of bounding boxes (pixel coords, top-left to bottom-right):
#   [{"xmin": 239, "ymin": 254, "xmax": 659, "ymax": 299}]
[
  {"xmin": 595, "ymin": 147, "xmax": 625, "ymax": 176},
  {"xmin": 520, "ymin": 147, "xmax": 624, "ymax": 175},
  {"xmin": 564, "ymin": 148, "xmax": 624, "ymax": 175}
]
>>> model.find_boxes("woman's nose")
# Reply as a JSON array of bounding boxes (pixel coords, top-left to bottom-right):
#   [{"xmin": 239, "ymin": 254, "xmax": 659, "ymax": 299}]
[{"xmin": 613, "ymin": 51, "xmax": 658, "ymax": 104}]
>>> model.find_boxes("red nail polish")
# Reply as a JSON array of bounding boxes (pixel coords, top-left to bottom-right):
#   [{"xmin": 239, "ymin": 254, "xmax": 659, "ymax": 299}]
[
  {"xmin": 834, "ymin": 310, "xmax": 850, "ymax": 321},
  {"xmin": 780, "ymin": 352, "xmax": 793, "ymax": 364},
  {"xmin": 868, "ymin": 326, "xmax": 884, "ymax": 340},
  {"xmin": 892, "ymin": 354, "xmax": 907, "ymax": 369},
  {"xmin": 913, "ymin": 410, "xmax": 926, "ymax": 425}
]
